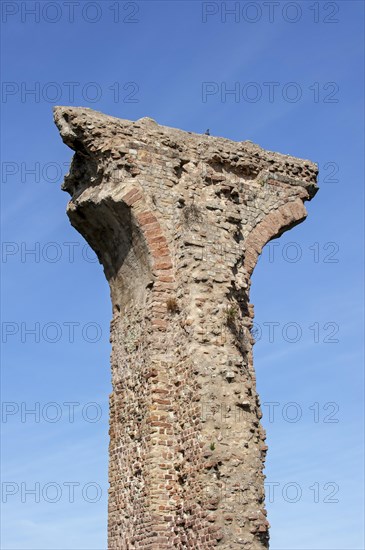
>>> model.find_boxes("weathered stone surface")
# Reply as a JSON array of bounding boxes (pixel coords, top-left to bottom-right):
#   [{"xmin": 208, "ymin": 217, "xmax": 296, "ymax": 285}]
[{"xmin": 54, "ymin": 106, "xmax": 318, "ymax": 549}]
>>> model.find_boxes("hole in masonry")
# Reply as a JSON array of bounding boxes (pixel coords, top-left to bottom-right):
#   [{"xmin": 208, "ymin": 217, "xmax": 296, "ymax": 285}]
[{"xmin": 178, "ymin": 473, "xmax": 187, "ymax": 485}]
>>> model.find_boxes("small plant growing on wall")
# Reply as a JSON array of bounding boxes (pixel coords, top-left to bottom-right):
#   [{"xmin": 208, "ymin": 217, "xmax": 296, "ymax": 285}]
[
  {"xmin": 166, "ymin": 297, "xmax": 179, "ymax": 314},
  {"xmin": 182, "ymin": 202, "xmax": 203, "ymax": 226},
  {"xmin": 225, "ymin": 305, "xmax": 238, "ymax": 326},
  {"xmin": 257, "ymin": 171, "xmax": 268, "ymax": 187}
]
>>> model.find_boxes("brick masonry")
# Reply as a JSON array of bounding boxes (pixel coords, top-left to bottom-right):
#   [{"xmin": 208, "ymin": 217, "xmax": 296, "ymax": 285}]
[{"xmin": 54, "ymin": 107, "xmax": 318, "ymax": 549}]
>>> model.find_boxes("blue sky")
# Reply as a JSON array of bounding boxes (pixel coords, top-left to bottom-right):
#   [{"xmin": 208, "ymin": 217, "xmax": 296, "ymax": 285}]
[{"xmin": 1, "ymin": 1, "xmax": 364, "ymax": 548}]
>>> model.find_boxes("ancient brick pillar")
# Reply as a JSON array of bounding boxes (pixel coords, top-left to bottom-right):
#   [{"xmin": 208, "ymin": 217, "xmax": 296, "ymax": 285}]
[{"xmin": 54, "ymin": 107, "xmax": 318, "ymax": 549}]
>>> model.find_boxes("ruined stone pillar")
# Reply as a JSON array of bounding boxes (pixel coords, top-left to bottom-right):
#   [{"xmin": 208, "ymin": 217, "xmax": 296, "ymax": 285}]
[{"xmin": 54, "ymin": 107, "xmax": 318, "ymax": 549}]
